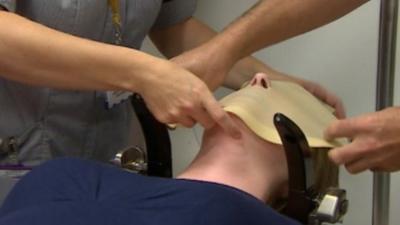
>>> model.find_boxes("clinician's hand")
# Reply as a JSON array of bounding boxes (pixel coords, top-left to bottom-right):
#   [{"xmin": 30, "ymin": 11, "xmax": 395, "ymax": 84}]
[
  {"xmin": 324, "ymin": 107, "xmax": 400, "ymax": 174},
  {"xmin": 171, "ymin": 43, "xmax": 234, "ymax": 91},
  {"xmin": 138, "ymin": 59, "xmax": 241, "ymax": 138},
  {"xmin": 173, "ymin": 46, "xmax": 345, "ymax": 119},
  {"xmin": 300, "ymin": 80, "xmax": 346, "ymax": 119}
]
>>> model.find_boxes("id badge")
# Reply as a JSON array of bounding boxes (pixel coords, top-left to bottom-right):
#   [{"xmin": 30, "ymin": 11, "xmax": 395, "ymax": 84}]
[{"xmin": 106, "ymin": 91, "xmax": 133, "ymax": 109}]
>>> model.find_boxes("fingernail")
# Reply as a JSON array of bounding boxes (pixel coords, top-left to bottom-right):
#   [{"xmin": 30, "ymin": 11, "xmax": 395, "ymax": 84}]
[{"xmin": 328, "ymin": 151, "xmax": 341, "ymax": 164}]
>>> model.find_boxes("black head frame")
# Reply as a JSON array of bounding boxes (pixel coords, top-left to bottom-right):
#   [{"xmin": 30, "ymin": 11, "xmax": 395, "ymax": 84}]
[{"xmin": 273, "ymin": 113, "xmax": 348, "ymax": 225}]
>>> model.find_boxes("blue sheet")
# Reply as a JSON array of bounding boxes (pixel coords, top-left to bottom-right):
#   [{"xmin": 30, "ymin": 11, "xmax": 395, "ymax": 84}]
[{"xmin": 0, "ymin": 158, "xmax": 299, "ymax": 225}]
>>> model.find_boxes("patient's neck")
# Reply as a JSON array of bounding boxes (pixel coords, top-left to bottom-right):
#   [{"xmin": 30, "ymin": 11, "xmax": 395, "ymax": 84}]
[{"xmin": 177, "ymin": 124, "xmax": 287, "ymax": 204}]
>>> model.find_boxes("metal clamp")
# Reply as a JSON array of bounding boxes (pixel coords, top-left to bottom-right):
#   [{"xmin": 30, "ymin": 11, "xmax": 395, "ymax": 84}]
[{"xmin": 309, "ymin": 188, "xmax": 348, "ymax": 225}]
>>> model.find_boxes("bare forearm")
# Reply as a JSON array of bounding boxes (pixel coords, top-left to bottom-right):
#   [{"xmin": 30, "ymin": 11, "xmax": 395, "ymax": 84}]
[
  {"xmin": 0, "ymin": 12, "xmax": 242, "ymax": 132},
  {"xmin": 150, "ymin": 0, "xmax": 367, "ymax": 90},
  {"xmin": 150, "ymin": 18, "xmax": 215, "ymax": 58},
  {"xmin": 0, "ymin": 11, "xmax": 163, "ymax": 92},
  {"xmin": 212, "ymin": 0, "xmax": 368, "ymax": 63},
  {"xmin": 150, "ymin": 18, "xmax": 299, "ymax": 89}
]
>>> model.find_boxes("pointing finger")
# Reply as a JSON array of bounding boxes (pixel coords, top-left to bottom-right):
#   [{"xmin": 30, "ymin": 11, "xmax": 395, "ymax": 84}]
[
  {"xmin": 202, "ymin": 92, "xmax": 241, "ymax": 139},
  {"xmin": 324, "ymin": 117, "xmax": 364, "ymax": 140},
  {"xmin": 328, "ymin": 139, "xmax": 368, "ymax": 165},
  {"xmin": 344, "ymin": 157, "xmax": 371, "ymax": 174},
  {"xmin": 190, "ymin": 106, "xmax": 215, "ymax": 129}
]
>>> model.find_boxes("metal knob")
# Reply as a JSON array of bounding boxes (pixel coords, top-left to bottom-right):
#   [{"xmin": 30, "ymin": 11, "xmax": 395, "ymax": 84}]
[
  {"xmin": 0, "ymin": 137, "xmax": 17, "ymax": 157},
  {"xmin": 111, "ymin": 146, "xmax": 148, "ymax": 174}
]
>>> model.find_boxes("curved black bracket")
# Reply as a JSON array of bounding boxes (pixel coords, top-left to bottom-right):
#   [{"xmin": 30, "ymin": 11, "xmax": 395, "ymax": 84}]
[
  {"xmin": 273, "ymin": 113, "xmax": 316, "ymax": 224},
  {"xmin": 131, "ymin": 94, "xmax": 172, "ymax": 178}
]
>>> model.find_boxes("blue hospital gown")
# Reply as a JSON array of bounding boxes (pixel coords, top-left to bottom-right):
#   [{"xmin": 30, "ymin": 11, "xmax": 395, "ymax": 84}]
[{"xmin": 0, "ymin": 158, "xmax": 300, "ymax": 225}]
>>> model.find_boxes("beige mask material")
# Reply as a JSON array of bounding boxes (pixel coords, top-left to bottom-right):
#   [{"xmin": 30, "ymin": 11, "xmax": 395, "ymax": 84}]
[{"xmin": 220, "ymin": 81, "xmax": 345, "ymax": 148}]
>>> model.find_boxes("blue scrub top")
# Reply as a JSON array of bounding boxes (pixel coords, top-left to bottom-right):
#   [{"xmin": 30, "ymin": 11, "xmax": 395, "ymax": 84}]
[
  {"xmin": 0, "ymin": 0, "xmax": 197, "ymax": 166},
  {"xmin": 0, "ymin": 158, "xmax": 300, "ymax": 225}
]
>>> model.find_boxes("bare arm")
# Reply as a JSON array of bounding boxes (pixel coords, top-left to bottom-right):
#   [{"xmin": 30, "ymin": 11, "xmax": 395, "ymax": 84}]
[
  {"xmin": 150, "ymin": 17, "xmax": 345, "ymax": 118},
  {"xmin": 212, "ymin": 0, "xmax": 369, "ymax": 64},
  {"xmin": 151, "ymin": 0, "xmax": 369, "ymax": 84},
  {"xmin": 150, "ymin": 18, "xmax": 212, "ymax": 59},
  {"xmin": 0, "ymin": 11, "xmax": 240, "ymax": 134},
  {"xmin": 154, "ymin": 0, "xmax": 368, "ymax": 92},
  {"xmin": 0, "ymin": 11, "xmax": 166, "ymax": 92},
  {"xmin": 150, "ymin": 18, "xmax": 297, "ymax": 89}
]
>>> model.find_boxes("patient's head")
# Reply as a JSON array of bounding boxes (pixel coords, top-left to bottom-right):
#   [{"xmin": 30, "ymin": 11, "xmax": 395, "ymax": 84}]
[
  {"xmin": 220, "ymin": 73, "xmax": 340, "ymax": 189},
  {"xmin": 220, "ymin": 73, "xmax": 343, "ymax": 148},
  {"xmin": 198, "ymin": 112, "xmax": 289, "ymax": 203},
  {"xmin": 189, "ymin": 73, "xmax": 289, "ymax": 202},
  {"xmin": 191, "ymin": 73, "xmax": 339, "ymax": 202},
  {"xmin": 202, "ymin": 73, "xmax": 285, "ymax": 170}
]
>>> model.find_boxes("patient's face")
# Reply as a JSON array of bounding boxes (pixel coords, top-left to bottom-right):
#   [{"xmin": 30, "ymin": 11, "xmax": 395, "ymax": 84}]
[
  {"xmin": 232, "ymin": 113, "xmax": 288, "ymax": 178},
  {"xmin": 223, "ymin": 73, "xmax": 342, "ymax": 196},
  {"xmin": 244, "ymin": 73, "xmax": 288, "ymax": 174},
  {"xmin": 231, "ymin": 74, "xmax": 288, "ymax": 193},
  {"xmin": 220, "ymin": 72, "xmax": 341, "ymax": 148}
]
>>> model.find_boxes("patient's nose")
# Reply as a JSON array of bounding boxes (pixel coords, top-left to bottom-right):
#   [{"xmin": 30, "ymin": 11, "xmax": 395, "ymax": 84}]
[{"xmin": 250, "ymin": 73, "xmax": 271, "ymax": 89}]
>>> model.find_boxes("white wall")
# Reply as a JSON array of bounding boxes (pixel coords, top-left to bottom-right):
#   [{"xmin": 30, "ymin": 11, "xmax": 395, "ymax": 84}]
[{"xmin": 142, "ymin": 1, "xmax": 400, "ymax": 224}]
